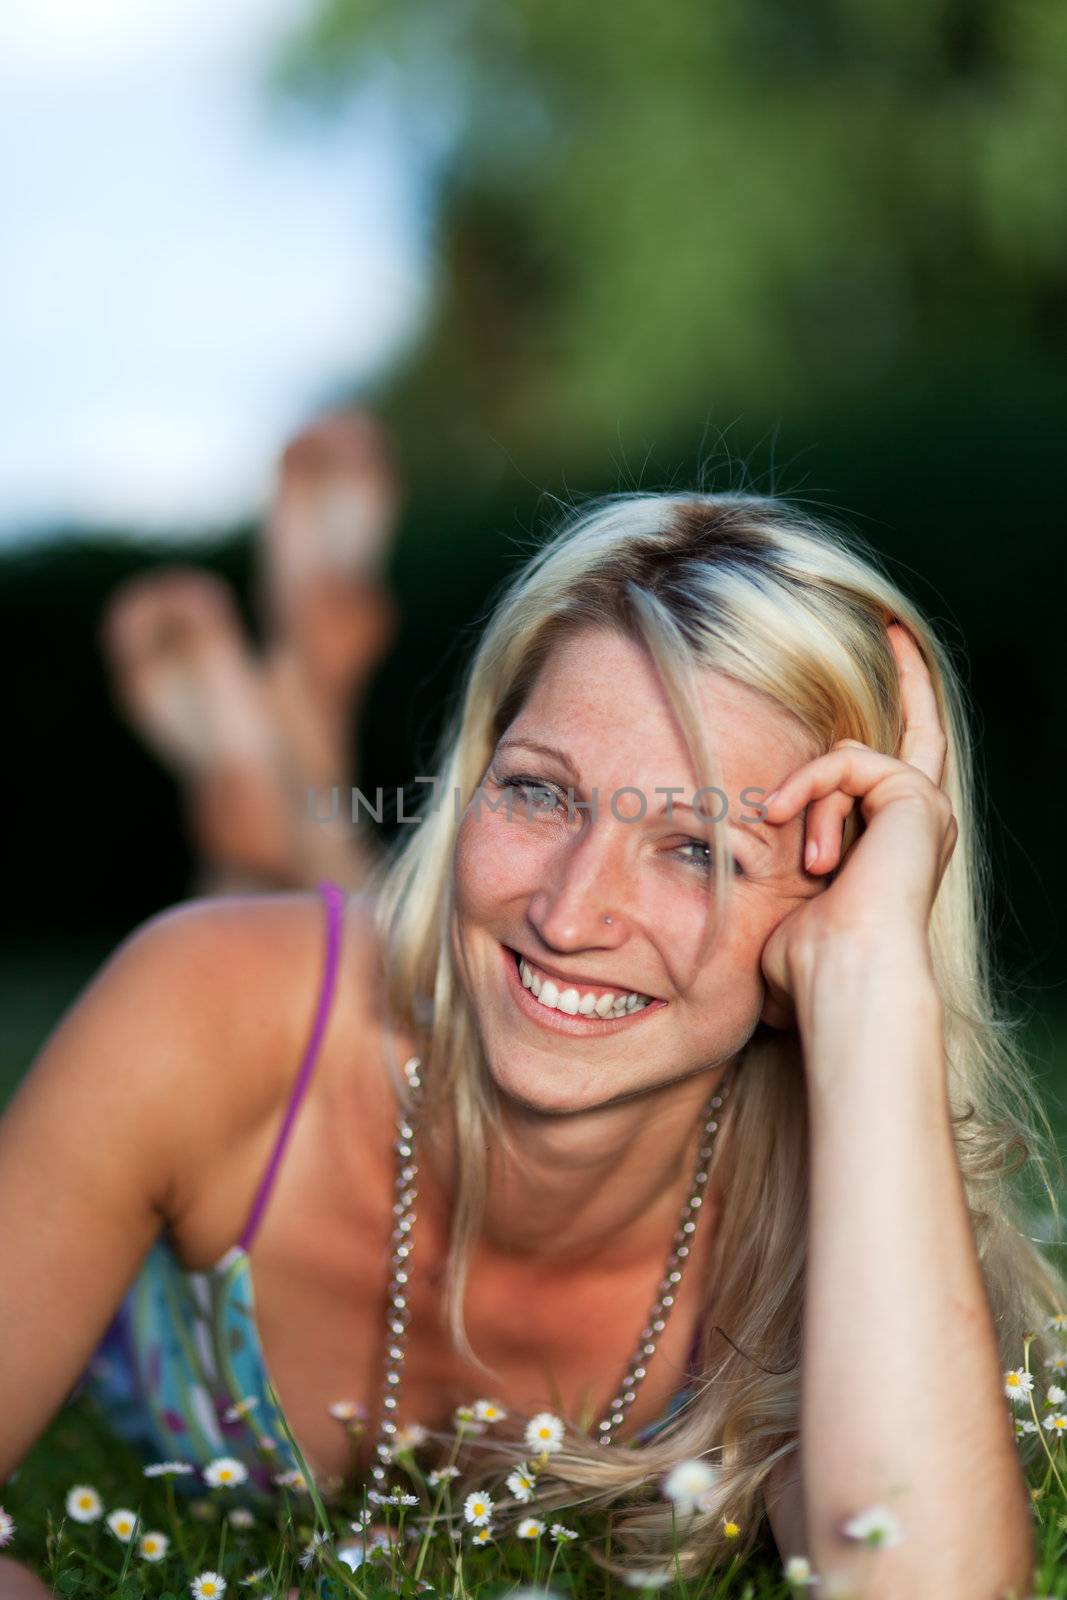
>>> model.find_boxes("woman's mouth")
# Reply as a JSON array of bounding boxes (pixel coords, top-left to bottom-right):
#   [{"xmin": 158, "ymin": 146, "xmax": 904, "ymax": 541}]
[{"xmin": 500, "ymin": 942, "xmax": 668, "ymax": 1035}]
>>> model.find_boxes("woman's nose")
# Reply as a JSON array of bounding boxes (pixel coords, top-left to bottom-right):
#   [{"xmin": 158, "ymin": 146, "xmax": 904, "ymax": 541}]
[{"xmin": 525, "ymin": 820, "xmax": 633, "ymax": 950}]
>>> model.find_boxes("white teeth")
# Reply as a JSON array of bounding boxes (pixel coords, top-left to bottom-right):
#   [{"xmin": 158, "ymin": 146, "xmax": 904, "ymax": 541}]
[{"xmin": 517, "ymin": 956, "xmax": 651, "ymax": 1019}]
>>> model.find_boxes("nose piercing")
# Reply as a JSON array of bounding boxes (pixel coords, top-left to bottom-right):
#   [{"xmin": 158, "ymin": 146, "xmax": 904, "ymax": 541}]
[{"xmin": 603, "ymin": 915, "xmax": 613, "ymax": 925}]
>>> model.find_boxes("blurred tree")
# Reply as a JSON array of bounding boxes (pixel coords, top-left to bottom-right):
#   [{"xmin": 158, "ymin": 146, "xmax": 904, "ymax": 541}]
[{"xmin": 271, "ymin": 0, "xmax": 1067, "ymax": 484}]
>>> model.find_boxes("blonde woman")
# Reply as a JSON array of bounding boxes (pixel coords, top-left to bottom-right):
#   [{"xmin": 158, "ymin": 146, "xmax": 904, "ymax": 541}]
[{"xmin": 1, "ymin": 492, "xmax": 1061, "ymax": 1597}]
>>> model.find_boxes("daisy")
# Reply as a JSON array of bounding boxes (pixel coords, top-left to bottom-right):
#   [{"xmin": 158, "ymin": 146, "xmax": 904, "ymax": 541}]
[
  {"xmin": 203, "ymin": 1456, "xmax": 249, "ymax": 1488},
  {"xmin": 65, "ymin": 1485, "xmax": 103, "ymax": 1523},
  {"xmin": 1046, "ymin": 1350, "xmax": 1067, "ymax": 1374},
  {"xmin": 392, "ymin": 1422, "xmax": 429, "ymax": 1452},
  {"xmin": 1004, "ymin": 1369, "xmax": 1035, "ymax": 1404},
  {"xmin": 1015, "ymin": 1418, "xmax": 1039, "ymax": 1436},
  {"xmin": 224, "ymin": 1397, "xmax": 259, "ymax": 1423},
  {"xmin": 722, "ymin": 1519, "xmax": 741, "ymax": 1539},
  {"xmin": 1048, "ymin": 1385, "xmax": 1067, "ymax": 1405},
  {"xmin": 453, "ymin": 1405, "xmax": 487, "ymax": 1434},
  {"xmin": 429, "ymin": 1466, "xmax": 460, "ymax": 1487},
  {"xmin": 517, "ymin": 1517, "xmax": 544, "ymax": 1539},
  {"xmin": 783, "ymin": 1555, "xmax": 816, "ymax": 1586},
  {"xmin": 463, "ymin": 1490, "xmax": 494, "ymax": 1526},
  {"xmin": 239, "ymin": 1569, "xmax": 270, "ymax": 1588},
  {"xmin": 144, "ymin": 1460, "xmax": 195, "ymax": 1478},
  {"xmin": 298, "ymin": 1530, "xmax": 331, "ymax": 1568},
  {"xmin": 506, "ymin": 1462, "xmax": 537, "ymax": 1502},
  {"xmin": 138, "ymin": 1530, "xmax": 169, "ymax": 1562},
  {"xmin": 0, "ymin": 1507, "xmax": 14, "ymax": 1549},
  {"xmin": 105, "ymin": 1509, "xmax": 140, "ymax": 1542},
  {"xmin": 1042, "ymin": 1412, "xmax": 1067, "ymax": 1435},
  {"xmin": 525, "ymin": 1412, "xmax": 565, "ymax": 1455},
  {"xmin": 271, "ymin": 1469, "xmax": 309, "ymax": 1491},
  {"xmin": 471, "ymin": 1525, "xmax": 493, "ymax": 1545},
  {"xmin": 1046, "ymin": 1313, "xmax": 1067, "ymax": 1334},
  {"xmin": 840, "ymin": 1505, "xmax": 904, "ymax": 1548},
  {"xmin": 227, "ymin": 1508, "xmax": 256, "ymax": 1529},
  {"xmin": 622, "ymin": 1569, "xmax": 673, "ymax": 1589},
  {"xmin": 328, "ymin": 1399, "xmax": 367, "ymax": 1422},
  {"xmin": 190, "ymin": 1572, "xmax": 227, "ymax": 1598},
  {"xmin": 551, "ymin": 1523, "xmax": 578, "ymax": 1542},
  {"xmin": 662, "ymin": 1458, "xmax": 718, "ymax": 1514},
  {"xmin": 473, "ymin": 1399, "xmax": 508, "ymax": 1423}
]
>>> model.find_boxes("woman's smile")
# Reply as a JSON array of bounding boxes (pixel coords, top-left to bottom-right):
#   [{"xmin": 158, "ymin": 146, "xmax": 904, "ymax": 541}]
[{"xmin": 500, "ymin": 937, "xmax": 669, "ymax": 1036}]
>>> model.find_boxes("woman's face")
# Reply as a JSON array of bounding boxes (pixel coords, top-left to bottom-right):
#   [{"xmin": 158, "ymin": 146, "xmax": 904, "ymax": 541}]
[{"xmin": 452, "ymin": 625, "xmax": 824, "ymax": 1114}]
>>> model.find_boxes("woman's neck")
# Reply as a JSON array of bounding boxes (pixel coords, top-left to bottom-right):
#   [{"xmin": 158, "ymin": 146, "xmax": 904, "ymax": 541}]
[{"xmin": 421, "ymin": 1063, "xmax": 733, "ymax": 1270}]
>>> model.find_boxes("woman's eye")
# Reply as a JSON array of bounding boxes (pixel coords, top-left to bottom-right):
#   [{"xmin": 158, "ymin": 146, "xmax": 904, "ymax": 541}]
[
  {"xmin": 676, "ymin": 839, "xmax": 743, "ymax": 876},
  {"xmin": 498, "ymin": 773, "xmax": 562, "ymax": 813}
]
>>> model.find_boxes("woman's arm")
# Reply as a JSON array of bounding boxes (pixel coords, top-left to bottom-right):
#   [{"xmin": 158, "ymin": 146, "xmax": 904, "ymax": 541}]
[
  {"xmin": 0, "ymin": 1556, "xmax": 53, "ymax": 1596},
  {"xmin": 790, "ymin": 932, "xmax": 1033, "ymax": 1599}
]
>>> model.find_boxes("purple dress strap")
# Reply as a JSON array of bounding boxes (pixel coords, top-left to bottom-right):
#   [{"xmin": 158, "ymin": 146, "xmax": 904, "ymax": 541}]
[{"xmin": 237, "ymin": 880, "xmax": 347, "ymax": 1253}]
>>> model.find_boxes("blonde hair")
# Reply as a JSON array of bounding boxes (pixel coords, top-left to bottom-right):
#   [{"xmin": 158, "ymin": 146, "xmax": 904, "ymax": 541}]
[{"xmin": 367, "ymin": 490, "xmax": 1066, "ymax": 1574}]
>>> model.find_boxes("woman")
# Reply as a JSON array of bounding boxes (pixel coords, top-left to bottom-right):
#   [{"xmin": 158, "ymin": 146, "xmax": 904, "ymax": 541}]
[{"xmin": 1, "ymin": 491, "xmax": 1060, "ymax": 1596}]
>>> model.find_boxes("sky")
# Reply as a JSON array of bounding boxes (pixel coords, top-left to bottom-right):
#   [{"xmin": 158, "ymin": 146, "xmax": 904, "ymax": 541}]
[{"xmin": 0, "ymin": 0, "xmax": 430, "ymax": 545}]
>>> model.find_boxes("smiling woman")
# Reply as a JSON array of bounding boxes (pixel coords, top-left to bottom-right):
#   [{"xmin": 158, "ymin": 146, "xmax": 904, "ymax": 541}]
[
  {"xmin": 3, "ymin": 489, "xmax": 1062, "ymax": 1598},
  {"xmin": 365, "ymin": 490, "xmax": 1064, "ymax": 1589}
]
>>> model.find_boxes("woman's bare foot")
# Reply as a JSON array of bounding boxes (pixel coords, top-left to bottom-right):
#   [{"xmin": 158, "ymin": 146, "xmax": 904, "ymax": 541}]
[
  {"xmin": 100, "ymin": 568, "xmax": 308, "ymax": 888},
  {"xmin": 257, "ymin": 410, "xmax": 400, "ymax": 739}
]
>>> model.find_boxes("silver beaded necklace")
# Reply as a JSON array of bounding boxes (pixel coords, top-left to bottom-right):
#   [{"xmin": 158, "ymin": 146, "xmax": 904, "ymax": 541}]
[{"xmin": 370, "ymin": 1054, "xmax": 731, "ymax": 1485}]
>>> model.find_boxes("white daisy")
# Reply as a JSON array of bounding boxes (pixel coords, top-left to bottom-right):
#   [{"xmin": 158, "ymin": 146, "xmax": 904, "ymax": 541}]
[
  {"xmin": 662, "ymin": 1458, "xmax": 719, "ymax": 1514},
  {"xmin": 463, "ymin": 1490, "xmax": 495, "ymax": 1526},
  {"xmin": 524, "ymin": 1412, "xmax": 565, "ymax": 1455},
  {"xmin": 1015, "ymin": 1418, "xmax": 1039, "ymax": 1436},
  {"xmin": 622, "ymin": 1570, "xmax": 673, "ymax": 1589},
  {"xmin": 227, "ymin": 1507, "xmax": 256, "ymax": 1529},
  {"xmin": 1004, "ymin": 1369, "xmax": 1035, "ymax": 1404},
  {"xmin": 471, "ymin": 1525, "xmax": 493, "ymax": 1545},
  {"xmin": 223, "ymin": 1397, "xmax": 259, "ymax": 1423},
  {"xmin": 144, "ymin": 1460, "xmax": 196, "ymax": 1478},
  {"xmin": 203, "ymin": 1456, "xmax": 249, "ymax": 1488},
  {"xmin": 138, "ymin": 1530, "xmax": 169, "ymax": 1562},
  {"xmin": 105, "ymin": 1508, "xmax": 140, "ymax": 1542},
  {"xmin": 1046, "ymin": 1313, "xmax": 1067, "ymax": 1334},
  {"xmin": 550, "ymin": 1522, "xmax": 578, "ymax": 1542},
  {"xmin": 517, "ymin": 1517, "xmax": 544, "ymax": 1539},
  {"xmin": 1046, "ymin": 1350, "xmax": 1067, "ymax": 1373},
  {"xmin": 1042, "ymin": 1412, "xmax": 1067, "ymax": 1435},
  {"xmin": 271, "ymin": 1469, "xmax": 309, "ymax": 1491},
  {"xmin": 65, "ymin": 1485, "xmax": 103, "ymax": 1523},
  {"xmin": 190, "ymin": 1572, "xmax": 228, "ymax": 1598},
  {"xmin": 328, "ymin": 1399, "xmax": 367, "ymax": 1422},
  {"xmin": 392, "ymin": 1422, "xmax": 429, "ymax": 1452},
  {"xmin": 840, "ymin": 1506, "xmax": 904, "ymax": 1548},
  {"xmin": 298, "ymin": 1530, "xmax": 331, "ymax": 1569},
  {"xmin": 428, "ymin": 1466, "xmax": 461, "ymax": 1487},
  {"xmin": 473, "ymin": 1399, "xmax": 508, "ymax": 1423},
  {"xmin": 506, "ymin": 1463, "xmax": 537, "ymax": 1503},
  {"xmin": 453, "ymin": 1405, "xmax": 487, "ymax": 1434},
  {"xmin": 238, "ymin": 1569, "xmax": 270, "ymax": 1588},
  {"xmin": 783, "ymin": 1555, "xmax": 816, "ymax": 1586},
  {"xmin": 1048, "ymin": 1385, "xmax": 1066, "ymax": 1405},
  {"xmin": 0, "ymin": 1507, "xmax": 14, "ymax": 1549}
]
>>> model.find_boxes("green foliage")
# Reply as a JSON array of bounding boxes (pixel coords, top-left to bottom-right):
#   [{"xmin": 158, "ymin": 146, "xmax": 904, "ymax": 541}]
[{"xmin": 269, "ymin": 0, "xmax": 1067, "ymax": 485}]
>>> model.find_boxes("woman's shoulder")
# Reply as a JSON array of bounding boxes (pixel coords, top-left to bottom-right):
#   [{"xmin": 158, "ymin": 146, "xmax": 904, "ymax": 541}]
[{"xmin": 123, "ymin": 886, "xmax": 385, "ymax": 1236}]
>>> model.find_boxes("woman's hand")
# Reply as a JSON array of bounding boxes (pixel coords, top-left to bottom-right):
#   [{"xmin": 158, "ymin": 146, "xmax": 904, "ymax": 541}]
[{"xmin": 758, "ymin": 621, "xmax": 958, "ymax": 1029}]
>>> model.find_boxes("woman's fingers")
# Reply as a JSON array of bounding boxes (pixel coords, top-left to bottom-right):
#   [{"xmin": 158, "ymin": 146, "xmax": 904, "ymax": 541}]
[
  {"xmin": 886, "ymin": 621, "xmax": 948, "ymax": 787},
  {"xmin": 802, "ymin": 788, "xmax": 857, "ymax": 874}
]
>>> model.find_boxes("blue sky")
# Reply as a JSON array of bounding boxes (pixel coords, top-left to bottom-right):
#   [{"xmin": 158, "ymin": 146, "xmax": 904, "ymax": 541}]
[{"xmin": 0, "ymin": 0, "xmax": 429, "ymax": 545}]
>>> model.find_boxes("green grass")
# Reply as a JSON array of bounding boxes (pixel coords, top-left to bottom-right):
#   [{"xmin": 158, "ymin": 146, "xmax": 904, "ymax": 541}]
[{"xmin": 4, "ymin": 1381, "xmax": 1067, "ymax": 1597}]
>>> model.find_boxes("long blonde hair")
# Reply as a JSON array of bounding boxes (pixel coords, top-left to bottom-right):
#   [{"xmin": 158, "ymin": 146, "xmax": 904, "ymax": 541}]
[{"xmin": 367, "ymin": 490, "xmax": 1066, "ymax": 1573}]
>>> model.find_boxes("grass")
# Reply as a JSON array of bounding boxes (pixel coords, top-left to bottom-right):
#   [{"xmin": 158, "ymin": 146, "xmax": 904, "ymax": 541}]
[{"xmin": 4, "ymin": 1372, "xmax": 1067, "ymax": 1598}]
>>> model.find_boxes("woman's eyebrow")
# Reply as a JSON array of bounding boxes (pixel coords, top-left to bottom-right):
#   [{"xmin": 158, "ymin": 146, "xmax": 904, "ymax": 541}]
[{"xmin": 494, "ymin": 735, "xmax": 776, "ymax": 849}]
